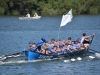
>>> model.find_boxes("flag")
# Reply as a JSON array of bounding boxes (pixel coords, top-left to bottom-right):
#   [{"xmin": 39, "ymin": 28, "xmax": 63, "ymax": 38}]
[{"xmin": 60, "ymin": 9, "xmax": 73, "ymax": 27}]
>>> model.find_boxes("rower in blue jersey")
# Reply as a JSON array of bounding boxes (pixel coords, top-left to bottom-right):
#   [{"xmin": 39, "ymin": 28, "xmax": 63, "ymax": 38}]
[
  {"xmin": 28, "ymin": 42, "xmax": 37, "ymax": 52},
  {"xmin": 29, "ymin": 41, "xmax": 33, "ymax": 50},
  {"xmin": 58, "ymin": 45, "xmax": 64, "ymax": 54},
  {"xmin": 37, "ymin": 39, "xmax": 44, "ymax": 51},
  {"xmin": 36, "ymin": 38, "xmax": 48, "ymax": 50},
  {"xmin": 69, "ymin": 41, "xmax": 76, "ymax": 51},
  {"xmin": 51, "ymin": 38, "xmax": 58, "ymax": 47},
  {"xmin": 56, "ymin": 40, "xmax": 65, "ymax": 48},
  {"xmin": 65, "ymin": 37, "xmax": 72, "ymax": 45},
  {"xmin": 45, "ymin": 42, "xmax": 53, "ymax": 51},
  {"xmin": 51, "ymin": 46, "xmax": 58, "ymax": 55},
  {"xmin": 73, "ymin": 41, "xmax": 80, "ymax": 49},
  {"xmin": 63, "ymin": 43, "xmax": 69, "ymax": 53}
]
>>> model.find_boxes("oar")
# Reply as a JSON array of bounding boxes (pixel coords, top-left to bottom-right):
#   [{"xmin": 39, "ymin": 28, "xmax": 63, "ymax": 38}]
[
  {"xmin": 52, "ymin": 53, "xmax": 76, "ymax": 62},
  {"xmin": 55, "ymin": 52, "xmax": 76, "ymax": 62},
  {"xmin": 70, "ymin": 51, "xmax": 82, "ymax": 61},
  {"xmin": 65, "ymin": 53, "xmax": 76, "ymax": 62},
  {"xmin": 63, "ymin": 51, "xmax": 82, "ymax": 62},
  {"xmin": 64, "ymin": 55, "xmax": 76, "ymax": 62},
  {"xmin": 0, "ymin": 50, "xmax": 25, "ymax": 60},
  {"xmin": 86, "ymin": 34, "xmax": 96, "ymax": 59},
  {"xmin": 89, "ymin": 49, "xmax": 100, "ymax": 58},
  {"xmin": 89, "ymin": 49, "xmax": 100, "ymax": 53}
]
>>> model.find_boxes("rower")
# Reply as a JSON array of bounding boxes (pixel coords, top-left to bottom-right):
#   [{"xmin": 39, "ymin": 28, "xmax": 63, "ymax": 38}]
[
  {"xmin": 69, "ymin": 41, "xmax": 76, "ymax": 51},
  {"xmin": 34, "ymin": 13, "xmax": 38, "ymax": 17},
  {"xmin": 37, "ymin": 40, "xmax": 44, "ymax": 51},
  {"xmin": 37, "ymin": 38, "xmax": 49, "ymax": 53},
  {"xmin": 63, "ymin": 43, "xmax": 70, "ymax": 53},
  {"xmin": 28, "ymin": 42, "xmax": 38, "ymax": 52},
  {"xmin": 80, "ymin": 33, "xmax": 91, "ymax": 48},
  {"xmin": 65, "ymin": 37, "xmax": 72, "ymax": 45},
  {"xmin": 29, "ymin": 41, "xmax": 33, "ymax": 50},
  {"xmin": 26, "ymin": 12, "xmax": 30, "ymax": 18},
  {"xmin": 57, "ymin": 40, "xmax": 65, "ymax": 48},
  {"xmin": 73, "ymin": 41, "xmax": 80, "ymax": 50},
  {"xmin": 51, "ymin": 38, "xmax": 58, "ymax": 47},
  {"xmin": 45, "ymin": 48, "xmax": 51, "ymax": 55},
  {"xmin": 51, "ymin": 46, "xmax": 58, "ymax": 55},
  {"xmin": 45, "ymin": 42, "xmax": 53, "ymax": 51},
  {"xmin": 58, "ymin": 45, "xmax": 64, "ymax": 54}
]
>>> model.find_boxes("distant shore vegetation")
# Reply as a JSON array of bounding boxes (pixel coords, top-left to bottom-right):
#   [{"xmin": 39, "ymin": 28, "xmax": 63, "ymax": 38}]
[{"xmin": 0, "ymin": 0, "xmax": 100, "ymax": 16}]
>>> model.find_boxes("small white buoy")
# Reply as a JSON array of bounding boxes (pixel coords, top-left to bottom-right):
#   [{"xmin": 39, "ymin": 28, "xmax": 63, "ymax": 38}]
[
  {"xmin": 89, "ymin": 56, "xmax": 95, "ymax": 59},
  {"xmin": 71, "ymin": 58, "xmax": 76, "ymax": 61},
  {"xmin": 77, "ymin": 57, "xmax": 82, "ymax": 61}
]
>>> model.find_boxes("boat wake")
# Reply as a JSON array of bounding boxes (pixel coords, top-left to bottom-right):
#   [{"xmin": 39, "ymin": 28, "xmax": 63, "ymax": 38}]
[
  {"xmin": 0, "ymin": 56, "xmax": 63, "ymax": 65},
  {"xmin": 0, "ymin": 60, "xmax": 27, "ymax": 65},
  {"xmin": 0, "ymin": 53, "xmax": 100, "ymax": 65},
  {"xmin": 64, "ymin": 54, "xmax": 100, "ymax": 63}
]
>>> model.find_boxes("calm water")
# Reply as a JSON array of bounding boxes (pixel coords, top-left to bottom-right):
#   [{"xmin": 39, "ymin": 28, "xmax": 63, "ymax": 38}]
[{"xmin": 0, "ymin": 15, "xmax": 100, "ymax": 75}]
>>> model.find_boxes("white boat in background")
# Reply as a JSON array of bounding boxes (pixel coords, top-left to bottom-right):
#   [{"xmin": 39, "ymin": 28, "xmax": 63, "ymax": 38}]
[
  {"xmin": 18, "ymin": 16, "xmax": 41, "ymax": 20},
  {"xmin": 32, "ymin": 16, "xmax": 41, "ymax": 19},
  {"xmin": 19, "ymin": 13, "xmax": 41, "ymax": 20}
]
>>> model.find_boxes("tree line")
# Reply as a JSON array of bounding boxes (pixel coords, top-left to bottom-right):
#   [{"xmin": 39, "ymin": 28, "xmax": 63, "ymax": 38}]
[{"xmin": 0, "ymin": 0, "xmax": 100, "ymax": 16}]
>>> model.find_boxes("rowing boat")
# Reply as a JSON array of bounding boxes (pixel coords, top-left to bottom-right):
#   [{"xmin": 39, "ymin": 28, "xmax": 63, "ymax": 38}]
[
  {"xmin": 18, "ymin": 16, "xmax": 41, "ymax": 20},
  {"xmin": 0, "ymin": 48, "xmax": 89, "ymax": 62},
  {"xmin": 25, "ymin": 48, "xmax": 88, "ymax": 60}
]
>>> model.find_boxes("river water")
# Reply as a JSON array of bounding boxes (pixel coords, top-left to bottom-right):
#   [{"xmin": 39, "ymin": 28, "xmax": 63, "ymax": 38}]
[{"xmin": 0, "ymin": 15, "xmax": 100, "ymax": 75}]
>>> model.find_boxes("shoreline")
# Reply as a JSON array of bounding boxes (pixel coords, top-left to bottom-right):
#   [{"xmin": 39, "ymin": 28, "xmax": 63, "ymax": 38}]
[{"xmin": 0, "ymin": 14, "xmax": 100, "ymax": 17}]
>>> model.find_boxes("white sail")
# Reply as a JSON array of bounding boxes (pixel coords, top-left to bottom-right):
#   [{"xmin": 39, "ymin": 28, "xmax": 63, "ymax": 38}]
[{"xmin": 60, "ymin": 9, "xmax": 73, "ymax": 27}]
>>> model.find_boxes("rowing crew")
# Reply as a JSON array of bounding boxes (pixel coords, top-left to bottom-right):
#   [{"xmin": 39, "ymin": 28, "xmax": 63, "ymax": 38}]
[{"xmin": 28, "ymin": 33, "xmax": 95, "ymax": 55}]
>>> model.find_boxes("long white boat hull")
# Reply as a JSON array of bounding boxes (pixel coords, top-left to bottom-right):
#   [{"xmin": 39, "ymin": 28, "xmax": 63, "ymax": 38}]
[{"xmin": 19, "ymin": 16, "xmax": 41, "ymax": 20}]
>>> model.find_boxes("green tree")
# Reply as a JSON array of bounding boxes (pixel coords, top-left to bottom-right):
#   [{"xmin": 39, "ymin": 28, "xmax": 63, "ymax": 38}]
[{"xmin": 0, "ymin": 0, "xmax": 100, "ymax": 15}]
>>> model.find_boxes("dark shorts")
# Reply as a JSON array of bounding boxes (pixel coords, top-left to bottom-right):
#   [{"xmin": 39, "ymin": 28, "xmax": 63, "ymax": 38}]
[{"xmin": 83, "ymin": 40, "xmax": 90, "ymax": 44}]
